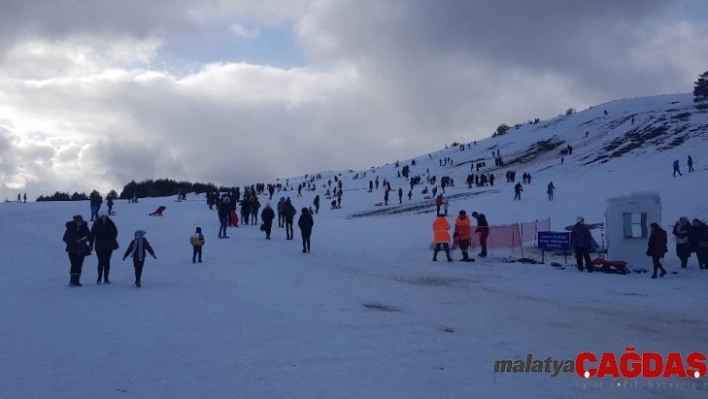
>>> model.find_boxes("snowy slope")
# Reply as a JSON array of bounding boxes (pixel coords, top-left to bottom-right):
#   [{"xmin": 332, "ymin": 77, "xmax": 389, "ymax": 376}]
[{"xmin": 1, "ymin": 93, "xmax": 707, "ymax": 398}]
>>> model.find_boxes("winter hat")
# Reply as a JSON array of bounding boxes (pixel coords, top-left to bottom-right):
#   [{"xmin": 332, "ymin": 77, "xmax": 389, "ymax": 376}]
[
  {"xmin": 134, "ymin": 230, "xmax": 146, "ymax": 239},
  {"xmin": 72, "ymin": 215, "xmax": 84, "ymax": 222},
  {"xmin": 577, "ymin": 217, "xmax": 584, "ymax": 224},
  {"xmin": 459, "ymin": 210, "xmax": 466, "ymax": 216},
  {"xmin": 196, "ymin": 227, "xmax": 202, "ymax": 233}
]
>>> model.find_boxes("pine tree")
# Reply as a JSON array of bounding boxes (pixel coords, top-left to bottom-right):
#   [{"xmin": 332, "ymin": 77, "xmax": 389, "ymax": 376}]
[{"xmin": 694, "ymin": 70, "xmax": 708, "ymax": 103}]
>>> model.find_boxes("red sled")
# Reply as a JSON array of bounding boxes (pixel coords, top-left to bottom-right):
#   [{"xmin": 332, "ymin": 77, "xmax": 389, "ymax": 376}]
[
  {"xmin": 149, "ymin": 205, "xmax": 166, "ymax": 216},
  {"xmin": 591, "ymin": 258, "xmax": 629, "ymax": 274}
]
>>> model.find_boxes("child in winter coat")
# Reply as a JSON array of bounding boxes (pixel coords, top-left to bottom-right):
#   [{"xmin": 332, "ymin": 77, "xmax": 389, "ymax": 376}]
[
  {"xmin": 190, "ymin": 227, "xmax": 205, "ymax": 263},
  {"xmin": 122, "ymin": 230, "xmax": 156, "ymax": 287}
]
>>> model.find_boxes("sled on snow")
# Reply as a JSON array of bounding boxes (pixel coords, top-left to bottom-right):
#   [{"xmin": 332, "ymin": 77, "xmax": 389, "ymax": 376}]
[
  {"xmin": 591, "ymin": 258, "xmax": 628, "ymax": 274},
  {"xmin": 149, "ymin": 205, "xmax": 166, "ymax": 216}
]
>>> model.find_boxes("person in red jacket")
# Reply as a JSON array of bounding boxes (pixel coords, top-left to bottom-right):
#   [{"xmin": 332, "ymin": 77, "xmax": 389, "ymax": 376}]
[
  {"xmin": 646, "ymin": 222, "xmax": 668, "ymax": 279},
  {"xmin": 454, "ymin": 210, "xmax": 474, "ymax": 262},
  {"xmin": 122, "ymin": 230, "xmax": 156, "ymax": 287},
  {"xmin": 432, "ymin": 214, "xmax": 453, "ymax": 262}
]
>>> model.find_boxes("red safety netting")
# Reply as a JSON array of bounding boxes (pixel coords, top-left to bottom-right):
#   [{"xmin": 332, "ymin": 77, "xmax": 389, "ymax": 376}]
[{"xmin": 468, "ymin": 218, "xmax": 551, "ymax": 250}]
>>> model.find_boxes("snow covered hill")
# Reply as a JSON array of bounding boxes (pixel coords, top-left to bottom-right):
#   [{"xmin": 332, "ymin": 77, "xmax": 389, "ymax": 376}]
[{"xmin": 1, "ymin": 93, "xmax": 707, "ymax": 398}]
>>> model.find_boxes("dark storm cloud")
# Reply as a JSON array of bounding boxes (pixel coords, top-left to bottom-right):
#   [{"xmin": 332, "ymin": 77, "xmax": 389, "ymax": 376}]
[{"xmin": 304, "ymin": 0, "xmax": 701, "ymax": 98}]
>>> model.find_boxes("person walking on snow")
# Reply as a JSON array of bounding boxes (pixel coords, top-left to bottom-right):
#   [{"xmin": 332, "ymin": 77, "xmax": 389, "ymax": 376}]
[
  {"xmin": 190, "ymin": 227, "xmax": 205, "ymax": 263},
  {"xmin": 454, "ymin": 210, "xmax": 474, "ymax": 262},
  {"xmin": 514, "ymin": 182, "xmax": 523, "ymax": 200},
  {"xmin": 673, "ymin": 159, "xmax": 682, "ymax": 176},
  {"xmin": 313, "ymin": 195, "xmax": 320, "ymax": 214},
  {"xmin": 63, "ymin": 215, "xmax": 91, "ymax": 286},
  {"xmin": 90, "ymin": 211, "xmax": 118, "ymax": 284},
  {"xmin": 432, "ymin": 214, "xmax": 453, "ymax": 262},
  {"xmin": 261, "ymin": 203, "xmax": 276, "ymax": 240},
  {"xmin": 122, "ymin": 230, "xmax": 156, "ymax": 288},
  {"xmin": 647, "ymin": 223, "xmax": 668, "ymax": 278},
  {"xmin": 547, "ymin": 182, "xmax": 555, "ymax": 201},
  {"xmin": 298, "ymin": 207, "xmax": 314, "ymax": 253},
  {"xmin": 283, "ymin": 198, "xmax": 297, "ymax": 240},
  {"xmin": 435, "ymin": 194, "xmax": 444, "ymax": 216}
]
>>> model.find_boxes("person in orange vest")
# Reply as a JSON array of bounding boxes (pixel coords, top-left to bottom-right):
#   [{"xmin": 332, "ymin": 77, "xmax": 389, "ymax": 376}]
[
  {"xmin": 432, "ymin": 214, "xmax": 453, "ymax": 262},
  {"xmin": 454, "ymin": 210, "xmax": 474, "ymax": 262}
]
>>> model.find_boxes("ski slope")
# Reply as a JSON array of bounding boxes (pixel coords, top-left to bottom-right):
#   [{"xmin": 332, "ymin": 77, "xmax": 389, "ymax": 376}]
[{"xmin": 1, "ymin": 93, "xmax": 707, "ymax": 398}]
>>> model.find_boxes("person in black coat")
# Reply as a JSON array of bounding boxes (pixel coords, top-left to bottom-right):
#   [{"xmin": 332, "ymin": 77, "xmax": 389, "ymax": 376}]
[
  {"xmin": 260, "ymin": 203, "xmax": 276, "ymax": 239},
  {"xmin": 63, "ymin": 215, "xmax": 91, "ymax": 286},
  {"xmin": 313, "ymin": 195, "xmax": 320, "ymax": 214},
  {"xmin": 217, "ymin": 197, "xmax": 231, "ymax": 238},
  {"xmin": 297, "ymin": 207, "xmax": 314, "ymax": 253},
  {"xmin": 691, "ymin": 219, "xmax": 708, "ymax": 269},
  {"xmin": 647, "ymin": 223, "xmax": 668, "ymax": 278},
  {"xmin": 571, "ymin": 217, "xmax": 594, "ymax": 272},
  {"xmin": 90, "ymin": 211, "xmax": 118, "ymax": 284},
  {"xmin": 283, "ymin": 198, "xmax": 297, "ymax": 240}
]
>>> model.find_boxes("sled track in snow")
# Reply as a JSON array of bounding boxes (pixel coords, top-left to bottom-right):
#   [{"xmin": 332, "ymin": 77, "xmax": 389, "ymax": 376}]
[{"xmin": 347, "ymin": 190, "xmax": 499, "ymax": 219}]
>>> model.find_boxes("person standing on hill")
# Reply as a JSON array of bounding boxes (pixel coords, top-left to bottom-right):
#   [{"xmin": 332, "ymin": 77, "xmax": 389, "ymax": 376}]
[
  {"xmin": 647, "ymin": 223, "xmax": 668, "ymax": 278},
  {"xmin": 122, "ymin": 230, "xmax": 156, "ymax": 288},
  {"xmin": 90, "ymin": 211, "xmax": 118, "ymax": 284},
  {"xmin": 277, "ymin": 197, "xmax": 286, "ymax": 227},
  {"xmin": 283, "ymin": 197, "xmax": 297, "ymax": 240},
  {"xmin": 435, "ymin": 194, "xmax": 444, "ymax": 216},
  {"xmin": 398, "ymin": 187, "xmax": 403, "ymax": 204},
  {"xmin": 514, "ymin": 182, "xmax": 523, "ymax": 200},
  {"xmin": 691, "ymin": 219, "xmax": 708, "ymax": 269},
  {"xmin": 547, "ymin": 182, "xmax": 555, "ymax": 201},
  {"xmin": 472, "ymin": 211, "xmax": 489, "ymax": 257},
  {"xmin": 217, "ymin": 197, "xmax": 231, "ymax": 239},
  {"xmin": 63, "ymin": 215, "xmax": 91, "ymax": 287},
  {"xmin": 688, "ymin": 155, "xmax": 694, "ymax": 172},
  {"xmin": 572, "ymin": 217, "xmax": 594, "ymax": 273},
  {"xmin": 313, "ymin": 195, "xmax": 320, "ymax": 214},
  {"xmin": 261, "ymin": 203, "xmax": 276, "ymax": 240},
  {"xmin": 298, "ymin": 207, "xmax": 314, "ymax": 253},
  {"xmin": 106, "ymin": 196, "xmax": 114, "ymax": 214},
  {"xmin": 432, "ymin": 214, "xmax": 453, "ymax": 262},
  {"xmin": 672, "ymin": 217, "xmax": 691, "ymax": 268},
  {"xmin": 673, "ymin": 159, "xmax": 682, "ymax": 176},
  {"xmin": 190, "ymin": 227, "xmax": 205, "ymax": 263},
  {"xmin": 454, "ymin": 210, "xmax": 474, "ymax": 262}
]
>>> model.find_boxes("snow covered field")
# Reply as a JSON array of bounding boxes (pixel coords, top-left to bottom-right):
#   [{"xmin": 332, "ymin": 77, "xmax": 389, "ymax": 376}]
[{"xmin": 1, "ymin": 93, "xmax": 708, "ymax": 398}]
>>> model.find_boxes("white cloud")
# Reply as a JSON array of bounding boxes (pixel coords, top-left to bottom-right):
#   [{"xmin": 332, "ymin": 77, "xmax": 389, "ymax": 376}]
[{"xmin": 1, "ymin": 0, "xmax": 707, "ymax": 200}]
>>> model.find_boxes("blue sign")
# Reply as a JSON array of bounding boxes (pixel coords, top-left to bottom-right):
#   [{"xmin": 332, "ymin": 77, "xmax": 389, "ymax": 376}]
[{"xmin": 538, "ymin": 231, "xmax": 571, "ymax": 251}]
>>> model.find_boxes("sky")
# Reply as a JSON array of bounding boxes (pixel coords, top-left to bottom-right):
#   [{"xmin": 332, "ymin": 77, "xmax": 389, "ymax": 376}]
[{"xmin": 1, "ymin": 0, "xmax": 707, "ymax": 200}]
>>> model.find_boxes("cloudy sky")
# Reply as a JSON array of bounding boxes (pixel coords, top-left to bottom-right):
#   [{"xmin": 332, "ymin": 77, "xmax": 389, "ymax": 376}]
[{"xmin": 1, "ymin": 0, "xmax": 707, "ymax": 200}]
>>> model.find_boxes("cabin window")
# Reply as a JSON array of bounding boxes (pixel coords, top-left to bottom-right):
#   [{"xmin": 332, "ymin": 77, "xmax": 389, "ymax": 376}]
[{"xmin": 622, "ymin": 212, "xmax": 647, "ymax": 239}]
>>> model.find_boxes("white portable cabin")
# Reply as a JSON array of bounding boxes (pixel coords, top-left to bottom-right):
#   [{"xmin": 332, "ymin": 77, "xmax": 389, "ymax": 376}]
[{"xmin": 605, "ymin": 192, "xmax": 662, "ymax": 268}]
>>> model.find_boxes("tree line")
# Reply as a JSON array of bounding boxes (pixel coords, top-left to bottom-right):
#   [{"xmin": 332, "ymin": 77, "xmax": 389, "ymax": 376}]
[{"xmin": 35, "ymin": 178, "xmax": 226, "ymax": 202}]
